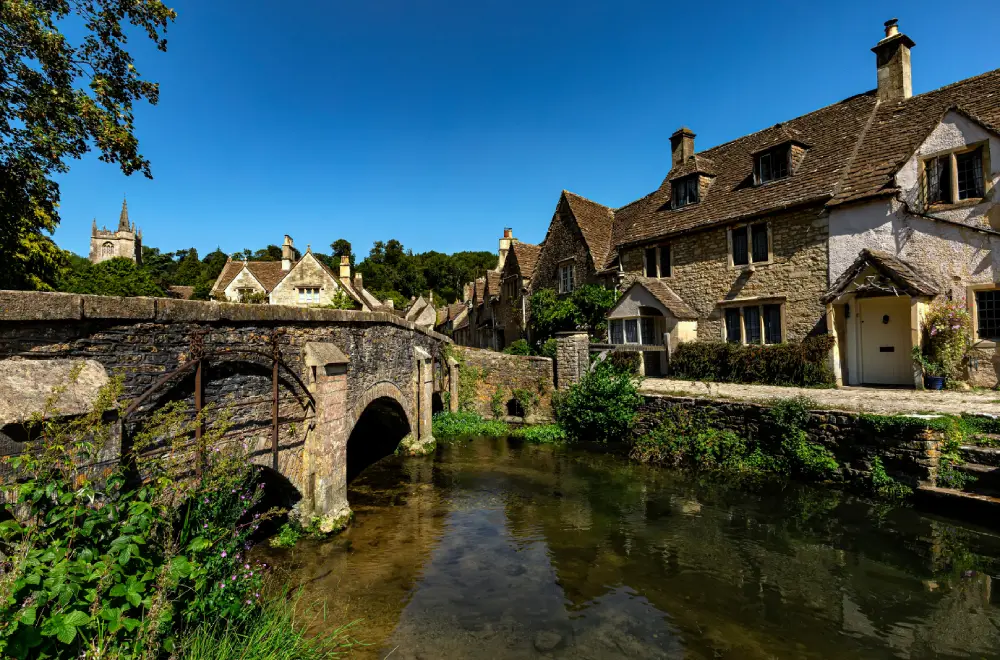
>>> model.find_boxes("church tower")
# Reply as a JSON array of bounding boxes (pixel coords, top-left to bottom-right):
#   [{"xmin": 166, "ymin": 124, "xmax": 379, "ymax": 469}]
[{"xmin": 89, "ymin": 198, "xmax": 143, "ymax": 265}]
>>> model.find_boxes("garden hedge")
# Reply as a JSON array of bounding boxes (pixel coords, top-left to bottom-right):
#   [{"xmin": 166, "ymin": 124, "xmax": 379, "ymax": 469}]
[{"xmin": 669, "ymin": 336, "xmax": 835, "ymax": 387}]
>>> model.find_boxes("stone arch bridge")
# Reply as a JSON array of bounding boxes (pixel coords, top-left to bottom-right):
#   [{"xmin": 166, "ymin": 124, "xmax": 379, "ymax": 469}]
[{"xmin": 0, "ymin": 291, "xmax": 457, "ymax": 529}]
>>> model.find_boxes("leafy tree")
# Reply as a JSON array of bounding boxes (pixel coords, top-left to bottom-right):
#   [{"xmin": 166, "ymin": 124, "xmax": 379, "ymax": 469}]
[
  {"xmin": 141, "ymin": 246, "xmax": 179, "ymax": 288},
  {"xmin": 172, "ymin": 248, "xmax": 203, "ymax": 286},
  {"xmin": 529, "ymin": 285, "xmax": 618, "ymax": 346},
  {"xmin": 331, "ymin": 239, "xmax": 354, "ymax": 268},
  {"xmin": 62, "ymin": 257, "xmax": 164, "ymax": 297},
  {"xmin": 201, "ymin": 248, "xmax": 229, "ymax": 281},
  {"xmin": 1, "ymin": 0, "xmax": 177, "ymax": 290}
]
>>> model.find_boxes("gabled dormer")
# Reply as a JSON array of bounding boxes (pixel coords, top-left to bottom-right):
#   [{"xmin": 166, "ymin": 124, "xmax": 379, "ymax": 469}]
[
  {"xmin": 668, "ymin": 128, "xmax": 715, "ymax": 209},
  {"xmin": 751, "ymin": 138, "xmax": 808, "ymax": 185}
]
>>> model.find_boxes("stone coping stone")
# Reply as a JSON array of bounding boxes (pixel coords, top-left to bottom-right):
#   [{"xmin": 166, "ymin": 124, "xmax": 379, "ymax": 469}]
[
  {"xmin": 0, "ymin": 358, "xmax": 108, "ymax": 424},
  {"xmin": 452, "ymin": 345, "xmax": 552, "ymax": 364},
  {"xmin": 82, "ymin": 295, "xmax": 156, "ymax": 319},
  {"xmin": 156, "ymin": 298, "xmax": 222, "ymax": 322},
  {"xmin": 0, "ymin": 290, "xmax": 82, "ymax": 320}
]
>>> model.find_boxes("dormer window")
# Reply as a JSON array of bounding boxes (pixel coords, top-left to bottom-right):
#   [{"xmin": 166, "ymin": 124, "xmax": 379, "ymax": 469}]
[
  {"xmin": 755, "ymin": 145, "xmax": 791, "ymax": 184},
  {"xmin": 672, "ymin": 176, "xmax": 699, "ymax": 208},
  {"xmin": 924, "ymin": 144, "xmax": 987, "ymax": 207}
]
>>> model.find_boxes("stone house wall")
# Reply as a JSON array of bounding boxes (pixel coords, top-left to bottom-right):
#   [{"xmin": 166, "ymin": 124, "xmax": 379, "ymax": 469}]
[
  {"xmin": 270, "ymin": 252, "xmax": 352, "ymax": 307},
  {"xmin": 495, "ymin": 250, "xmax": 528, "ymax": 348},
  {"xmin": 451, "ymin": 346, "xmax": 554, "ymax": 422},
  {"xmin": 223, "ymin": 267, "xmax": 268, "ymax": 300},
  {"xmin": 620, "ymin": 204, "xmax": 830, "ymax": 342},
  {"xmin": 533, "ymin": 201, "xmax": 599, "ymax": 295}
]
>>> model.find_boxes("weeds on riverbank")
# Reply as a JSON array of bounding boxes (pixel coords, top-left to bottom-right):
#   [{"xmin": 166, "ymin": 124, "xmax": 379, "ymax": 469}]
[
  {"xmin": 432, "ymin": 412, "xmax": 566, "ymax": 445},
  {"xmin": 0, "ymin": 377, "xmax": 357, "ymax": 659}
]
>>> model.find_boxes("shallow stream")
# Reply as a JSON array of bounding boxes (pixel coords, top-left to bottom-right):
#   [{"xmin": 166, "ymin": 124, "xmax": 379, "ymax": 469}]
[{"xmin": 259, "ymin": 438, "xmax": 1000, "ymax": 659}]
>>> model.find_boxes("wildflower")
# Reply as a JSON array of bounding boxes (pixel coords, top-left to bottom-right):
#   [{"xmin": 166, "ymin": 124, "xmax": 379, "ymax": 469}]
[{"xmin": 220, "ymin": 550, "xmax": 227, "ymax": 558}]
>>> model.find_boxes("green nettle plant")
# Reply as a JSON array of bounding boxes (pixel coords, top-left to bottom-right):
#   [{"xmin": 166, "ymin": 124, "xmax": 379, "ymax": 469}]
[
  {"xmin": 0, "ymin": 380, "xmax": 279, "ymax": 659},
  {"xmin": 554, "ymin": 359, "xmax": 643, "ymax": 443},
  {"xmin": 915, "ymin": 300, "xmax": 973, "ymax": 382}
]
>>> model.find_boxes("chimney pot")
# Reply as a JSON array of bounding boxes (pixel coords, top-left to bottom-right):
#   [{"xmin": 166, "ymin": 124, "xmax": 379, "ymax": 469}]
[
  {"xmin": 504, "ymin": 228, "xmax": 513, "ymax": 239},
  {"xmin": 884, "ymin": 18, "xmax": 899, "ymax": 37}
]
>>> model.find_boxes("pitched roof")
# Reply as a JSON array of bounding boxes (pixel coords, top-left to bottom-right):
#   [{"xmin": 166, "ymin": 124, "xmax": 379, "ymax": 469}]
[
  {"xmin": 822, "ymin": 249, "xmax": 940, "ymax": 303},
  {"xmin": 613, "ymin": 92, "xmax": 879, "ymax": 248},
  {"xmin": 621, "ymin": 277, "xmax": 699, "ymax": 320},
  {"xmin": 472, "ymin": 277, "xmax": 486, "ymax": 305},
  {"xmin": 612, "ymin": 67, "xmax": 1000, "ymax": 249},
  {"xmin": 485, "ymin": 271, "xmax": 501, "ymax": 298},
  {"xmin": 562, "ymin": 191, "xmax": 615, "ymax": 271},
  {"xmin": 167, "ymin": 285, "xmax": 195, "ymax": 300},
  {"xmin": 510, "ymin": 242, "xmax": 541, "ymax": 280},
  {"xmin": 831, "ymin": 68, "xmax": 1000, "ymax": 205},
  {"xmin": 212, "ymin": 261, "xmax": 282, "ymax": 294}
]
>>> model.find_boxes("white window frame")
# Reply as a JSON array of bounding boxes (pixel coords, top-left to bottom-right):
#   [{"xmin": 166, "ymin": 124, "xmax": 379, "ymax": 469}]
[
  {"xmin": 721, "ymin": 302, "xmax": 784, "ymax": 345},
  {"xmin": 727, "ymin": 221, "xmax": 772, "ymax": 268},
  {"xmin": 608, "ymin": 315, "xmax": 663, "ymax": 346},
  {"xmin": 642, "ymin": 244, "xmax": 671, "ymax": 279},
  {"xmin": 297, "ymin": 287, "xmax": 321, "ymax": 304},
  {"xmin": 558, "ymin": 261, "xmax": 575, "ymax": 294},
  {"xmin": 922, "ymin": 141, "xmax": 990, "ymax": 209}
]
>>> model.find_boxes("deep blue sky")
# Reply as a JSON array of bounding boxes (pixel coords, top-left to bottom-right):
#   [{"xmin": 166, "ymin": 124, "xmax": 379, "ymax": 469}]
[{"xmin": 53, "ymin": 0, "xmax": 1000, "ymax": 259}]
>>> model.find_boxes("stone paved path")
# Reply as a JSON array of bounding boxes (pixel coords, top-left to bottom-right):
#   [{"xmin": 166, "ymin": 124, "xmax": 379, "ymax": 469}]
[{"xmin": 639, "ymin": 378, "xmax": 1000, "ymax": 416}]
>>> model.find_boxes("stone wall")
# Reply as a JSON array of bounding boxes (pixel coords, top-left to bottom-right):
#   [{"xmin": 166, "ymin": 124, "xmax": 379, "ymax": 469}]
[
  {"xmin": 620, "ymin": 204, "xmax": 830, "ymax": 342},
  {"xmin": 532, "ymin": 199, "xmax": 599, "ymax": 294},
  {"xmin": 635, "ymin": 394, "xmax": 941, "ymax": 486},
  {"xmin": 451, "ymin": 346, "xmax": 554, "ymax": 422},
  {"xmin": 495, "ymin": 250, "xmax": 527, "ymax": 348},
  {"xmin": 269, "ymin": 252, "xmax": 352, "ymax": 307}
]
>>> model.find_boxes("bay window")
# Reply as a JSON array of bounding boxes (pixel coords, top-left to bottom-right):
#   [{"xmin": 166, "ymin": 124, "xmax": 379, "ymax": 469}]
[{"xmin": 609, "ymin": 314, "xmax": 662, "ymax": 346}]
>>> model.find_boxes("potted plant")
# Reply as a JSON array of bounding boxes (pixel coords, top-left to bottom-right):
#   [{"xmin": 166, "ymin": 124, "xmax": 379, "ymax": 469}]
[
  {"xmin": 912, "ymin": 346, "xmax": 946, "ymax": 390},
  {"xmin": 914, "ymin": 300, "xmax": 973, "ymax": 390}
]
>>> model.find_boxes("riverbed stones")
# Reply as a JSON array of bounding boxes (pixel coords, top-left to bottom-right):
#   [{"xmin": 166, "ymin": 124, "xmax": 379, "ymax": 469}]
[{"xmin": 533, "ymin": 630, "xmax": 564, "ymax": 652}]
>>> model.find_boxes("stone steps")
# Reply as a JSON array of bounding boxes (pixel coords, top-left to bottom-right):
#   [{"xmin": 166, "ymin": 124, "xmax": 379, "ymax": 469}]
[
  {"xmin": 959, "ymin": 445, "xmax": 1000, "ymax": 467},
  {"xmin": 914, "ymin": 485, "xmax": 1000, "ymax": 526},
  {"xmin": 953, "ymin": 462, "xmax": 1000, "ymax": 497}
]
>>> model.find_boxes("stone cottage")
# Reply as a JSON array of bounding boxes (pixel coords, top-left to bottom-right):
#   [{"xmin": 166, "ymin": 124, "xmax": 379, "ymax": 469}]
[
  {"xmin": 604, "ymin": 19, "xmax": 1000, "ymax": 386},
  {"xmin": 210, "ymin": 236, "xmax": 381, "ymax": 310},
  {"xmin": 533, "ymin": 191, "xmax": 616, "ymax": 296},
  {"xmin": 495, "ymin": 241, "xmax": 542, "ymax": 348}
]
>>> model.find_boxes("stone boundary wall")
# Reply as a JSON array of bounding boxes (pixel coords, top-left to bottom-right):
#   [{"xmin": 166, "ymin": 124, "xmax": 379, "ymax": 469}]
[
  {"xmin": 451, "ymin": 346, "xmax": 555, "ymax": 423},
  {"xmin": 0, "ymin": 290, "xmax": 451, "ymax": 344},
  {"xmin": 636, "ymin": 394, "xmax": 941, "ymax": 487}
]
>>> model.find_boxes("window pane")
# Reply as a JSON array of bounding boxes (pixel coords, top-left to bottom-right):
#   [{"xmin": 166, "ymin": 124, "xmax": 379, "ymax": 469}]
[
  {"xmin": 645, "ymin": 248, "xmax": 658, "ymax": 277},
  {"xmin": 759, "ymin": 152, "xmax": 771, "ymax": 183},
  {"xmin": 763, "ymin": 304, "xmax": 782, "ymax": 344},
  {"xmin": 625, "ymin": 319, "xmax": 638, "ymax": 343},
  {"xmin": 957, "ymin": 147, "xmax": 985, "ymax": 200},
  {"xmin": 751, "ymin": 223, "xmax": 769, "ymax": 263},
  {"xmin": 611, "ymin": 320, "xmax": 624, "ymax": 344},
  {"xmin": 725, "ymin": 308, "xmax": 742, "ymax": 343},
  {"xmin": 743, "ymin": 306, "xmax": 762, "ymax": 345},
  {"xmin": 927, "ymin": 156, "xmax": 952, "ymax": 204},
  {"xmin": 568, "ymin": 266, "xmax": 575, "ymax": 292},
  {"xmin": 640, "ymin": 317, "xmax": 655, "ymax": 345},
  {"xmin": 977, "ymin": 290, "xmax": 1000, "ymax": 340},
  {"xmin": 687, "ymin": 177, "xmax": 699, "ymax": 203},
  {"xmin": 659, "ymin": 246, "xmax": 671, "ymax": 278},
  {"xmin": 731, "ymin": 226, "xmax": 749, "ymax": 266}
]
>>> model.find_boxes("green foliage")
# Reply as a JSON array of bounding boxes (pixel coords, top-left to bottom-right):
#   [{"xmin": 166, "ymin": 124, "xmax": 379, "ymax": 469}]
[
  {"xmin": 320, "ymin": 288, "xmax": 358, "ymax": 310},
  {"xmin": 268, "ymin": 523, "xmax": 303, "ymax": 549},
  {"xmin": 457, "ymin": 364, "xmax": 484, "ymax": 413},
  {"xmin": 60, "ymin": 257, "xmax": 165, "ymax": 297},
  {"xmin": 356, "ymin": 239, "xmax": 496, "ymax": 303},
  {"xmin": 915, "ymin": 300, "xmax": 973, "ymax": 382},
  {"xmin": 330, "ymin": 239, "xmax": 355, "ymax": 269},
  {"xmin": 936, "ymin": 419, "xmax": 977, "ymax": 490},
  {"xmin": 670, "ymin": 336, "xmax": 836, "ymax": 387},
  {"xmin": 1, "ymin": 0, "xmax": 176, "ymax": 291},
  {"xmin": 630, "ymin": 412, "xmax": 755, "ymax": 472},
  {"xmin": 510, "ymin": 424, "xmax": 567, "ymax": 444},
  {"xmin": 554, "ymin": 360, "xmax": 643, "ymax": 443},
  {"xmin": 539, "ymin": 338, "xmax": 558, "ymax": 360},
  {"xmin": 528, "ymin": 285, "xmax": 618, "ymax": 345},
  {"xmin": 764, "ymin": 397, "xmax": 838, "ymax": 480},
  {"xmin": 511, "ymin": 388, "xmax": 539, "ymax": 418},
  {"xmin": 503, "ymin": 340, "xmax": 532, "ymax": 355},
  {"xmin": 0, "ymin": 379, "xmax": 283, "ymax": 658},
  {"xmin": 177, "ymin": 597, "xmax": 363, "ymax": 659},
  {"xmin": 490, "ymin": 387, "xmax": 505, "ymax": 420},
  {"xmin": 432, "ymin": 412, "xmax": 510, "ymax": 439},
  {"xmin": 236, "ymin": 290, "xmax": 269, "ymax": 305},
  {"xmin": 868, "ymin": 457, "xmax": 913, "ymax": 499},
  {"xmin": 605, "ymin": 351, "xmax": 641, "ymax": 376}
]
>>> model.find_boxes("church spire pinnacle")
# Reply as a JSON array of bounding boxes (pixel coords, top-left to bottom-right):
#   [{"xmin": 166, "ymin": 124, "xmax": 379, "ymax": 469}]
[
  {"xmin": 92, "ymin": 218, "xmax": 97, "ymax": 236},
  {"xmin": 118, "ymin": 196, "xmax": 130, "ymax": 232}
]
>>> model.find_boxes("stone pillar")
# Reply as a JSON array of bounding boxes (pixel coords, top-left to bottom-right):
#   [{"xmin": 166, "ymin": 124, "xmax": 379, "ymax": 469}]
[
  {"xmin": 447, "ymin": 357, "xmax": 460, "ymax": 413},
  {"xmin": 555, "ymin": 331, "xmax": 590, "ymax": 390},
  {"xmin": 400, "ymin": 347, "xmax": 436, "ymax": 456},
  {"xmin": 303, "ymin": 342, "xmax": 352, "ymax": 533}
]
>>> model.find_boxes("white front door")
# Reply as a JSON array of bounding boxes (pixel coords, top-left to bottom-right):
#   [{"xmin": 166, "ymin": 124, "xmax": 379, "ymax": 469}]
[{"xmin": 859, "ymin": 296, "xmax": 912, "ymax": 386}]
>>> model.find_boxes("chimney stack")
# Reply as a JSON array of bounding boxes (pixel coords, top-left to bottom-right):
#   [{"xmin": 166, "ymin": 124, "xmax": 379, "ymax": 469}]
[
  {"xmin": 497, "ymin": 227, "xmax": 516, "ymax": 272},
  {"xmin": 281, "ymin": 235, "xmax": 294, "ymax": 271},
  {"xmin": 670, "ymin": 128, "xmax": 696, "ymax": 168},
  {"xmin": 872, "ymin": 18, "xmax": 915, "ymax": 102},
  {"xmin": 339, "ymin": 255, "xmax": 351, "ymax": 279}
]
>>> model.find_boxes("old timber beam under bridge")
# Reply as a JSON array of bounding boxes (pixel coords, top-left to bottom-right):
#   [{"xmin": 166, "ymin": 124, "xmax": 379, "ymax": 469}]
[{"xmin": 0, "ymin": 291, "xmax": 457, "ymax": 531}]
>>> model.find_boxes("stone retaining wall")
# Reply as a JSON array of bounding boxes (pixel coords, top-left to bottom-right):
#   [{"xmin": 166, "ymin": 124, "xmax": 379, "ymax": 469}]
[
  {"xmin": 451, "ymin": 346, "xmax": 555, "ymax": 422},
  {"xmin": 637, "ymin": 394, "xmax": 942, "ymax": 486}
]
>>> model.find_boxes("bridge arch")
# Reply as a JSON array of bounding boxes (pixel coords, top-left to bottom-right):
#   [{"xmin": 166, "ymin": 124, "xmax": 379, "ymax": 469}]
[{"xmin": 347, "ymin": 385, "xmax": 413, "ymax": 483}]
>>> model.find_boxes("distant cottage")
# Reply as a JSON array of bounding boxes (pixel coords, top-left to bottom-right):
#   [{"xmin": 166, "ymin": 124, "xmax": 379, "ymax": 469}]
[{"xmin": 89, "ymin": 199, "xmax": 142, "ymax": 265}]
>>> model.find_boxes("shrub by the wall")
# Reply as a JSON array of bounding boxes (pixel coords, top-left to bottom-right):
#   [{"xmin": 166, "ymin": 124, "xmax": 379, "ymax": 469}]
[
  {"xmin": 670, "ymin": 336, "xmax": 835, "ymax": 387},
  {"xmin": 554, "ymin": 361, "xmax": 643, "ymax": 443}
]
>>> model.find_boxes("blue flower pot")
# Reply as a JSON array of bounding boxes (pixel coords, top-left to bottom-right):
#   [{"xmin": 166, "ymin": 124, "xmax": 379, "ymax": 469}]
[{"xmin": 925, "ymin": 375, "xmax": 945, "ymax": 390}]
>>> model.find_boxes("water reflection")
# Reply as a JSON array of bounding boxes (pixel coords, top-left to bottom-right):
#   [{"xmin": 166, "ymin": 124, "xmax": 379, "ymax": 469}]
[{"xmin": 258, "ymin": 439, "xmax": 1000, "ymax": 659}]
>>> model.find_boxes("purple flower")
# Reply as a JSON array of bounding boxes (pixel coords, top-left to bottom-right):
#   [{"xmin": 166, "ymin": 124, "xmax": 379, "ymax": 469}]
[{"xmin": 221, "ymin": 550, "xmax": 227, "ymax": 558}]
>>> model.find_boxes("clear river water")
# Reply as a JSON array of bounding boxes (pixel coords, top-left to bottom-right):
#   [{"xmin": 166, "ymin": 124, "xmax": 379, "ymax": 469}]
[{"xmin": 258, "ymin": 438, "xmax": 1000, "ymax": 659}]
